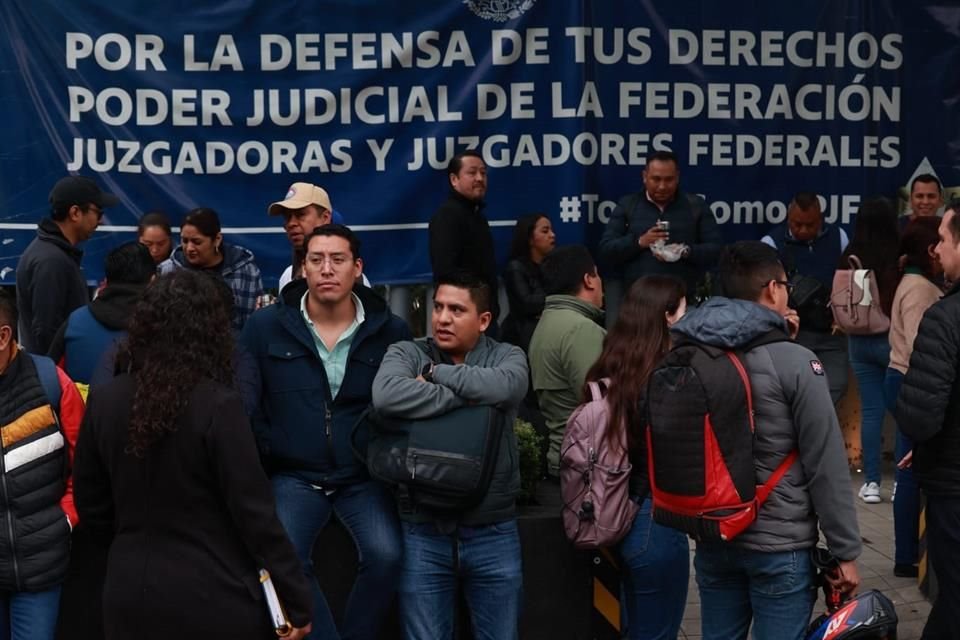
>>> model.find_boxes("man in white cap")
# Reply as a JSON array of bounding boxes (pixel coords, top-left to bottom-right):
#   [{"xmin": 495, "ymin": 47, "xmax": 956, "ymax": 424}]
[{"xmin": 269, "ymin": 182, "xmax": 368, "ymax": 292}]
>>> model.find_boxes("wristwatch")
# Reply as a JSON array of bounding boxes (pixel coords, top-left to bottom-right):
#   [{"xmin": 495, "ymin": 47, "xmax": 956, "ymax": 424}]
[{"xmin": 421, "ymin": 362, "xmax": 435, "ymax": 383}]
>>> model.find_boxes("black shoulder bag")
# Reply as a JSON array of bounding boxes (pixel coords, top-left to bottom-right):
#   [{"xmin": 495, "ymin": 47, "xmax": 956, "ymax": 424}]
[
  {"xmin": 781, "ymin": 242, "xmax": 834, "ymax": 332},
  {"xmin": 353, "ymin": 340, "xmax": 507, "ymax": 513}
]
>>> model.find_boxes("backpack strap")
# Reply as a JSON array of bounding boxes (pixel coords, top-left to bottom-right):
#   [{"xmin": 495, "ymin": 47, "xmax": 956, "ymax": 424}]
[
  {"xmin": 419, "ymin": 339, "xmax": 454, "ymax": 366},
  {"xmin": 27, "ymin": 353, "xmax": 60, "ymax": 415},
  {"xmin": 586, "ymin": 378, "xmax": 611, "ymax": 402},
  {"xmin": 742, "ymin": 329, "xmax": 792, "ymax": 352},
  {"xmin": 755, "ymin": 449, "xmax": 799, "ymax": 505}
]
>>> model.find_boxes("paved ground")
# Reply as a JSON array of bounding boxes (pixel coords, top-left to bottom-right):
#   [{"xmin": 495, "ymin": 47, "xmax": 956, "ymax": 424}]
[{"xmin": 678, "ymin": 470, "xmax": 931, "ymax": 639}]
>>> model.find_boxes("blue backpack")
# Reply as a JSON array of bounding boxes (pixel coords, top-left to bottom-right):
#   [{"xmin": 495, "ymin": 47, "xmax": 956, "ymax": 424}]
[{"xmin": 28, "ymin": 353, "xmax": 61, "ymax": 414}]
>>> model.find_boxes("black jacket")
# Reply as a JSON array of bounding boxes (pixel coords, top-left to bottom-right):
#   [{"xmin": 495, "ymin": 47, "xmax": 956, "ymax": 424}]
[
  {"xmin": 896, "ymin": 283, "xmax": 960, "ymax": 496},
  {"xmin": 501, "ymin": 258, "xmax": 545, "ymax": 353},
  {"xmin": 598, "ymin": 191, "xmax": 722, "ymax": 294},
  {"xmin": 429, "ymin": 191, "xmax": 500, "ymax": 317},
  {"xmin": 16, "ymin": 219, "xmax": 89, "ymax": 354},
  {"xmin": 74, "ymin": 376, "xmax": 312, "ymax": 639}
]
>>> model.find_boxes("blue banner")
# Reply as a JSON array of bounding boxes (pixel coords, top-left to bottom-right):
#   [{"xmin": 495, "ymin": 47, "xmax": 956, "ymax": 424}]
[{"xmin": 0, "ymin": 1, "xmax": 957, "ymax": 285}]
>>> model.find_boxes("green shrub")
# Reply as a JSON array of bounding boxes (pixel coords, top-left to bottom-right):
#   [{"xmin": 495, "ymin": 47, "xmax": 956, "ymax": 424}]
[{"xmin": 514, "ymin": 418, "xmax": 543, "ymax": 504}]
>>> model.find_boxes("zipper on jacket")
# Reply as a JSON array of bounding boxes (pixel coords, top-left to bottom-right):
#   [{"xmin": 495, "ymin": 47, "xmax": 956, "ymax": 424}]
[
  {"xmin": 325, "ymin": 406, "xmax": 333, "ymax": 447},
  {"xmin": 0, "ymin": 461, "xmax": 21, "ymax": 590}
]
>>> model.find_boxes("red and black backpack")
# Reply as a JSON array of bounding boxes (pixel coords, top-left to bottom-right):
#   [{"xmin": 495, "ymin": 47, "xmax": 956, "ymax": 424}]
[{"xmin": 646, "ymin": 330, "xmax": 798, "ymax": 542}]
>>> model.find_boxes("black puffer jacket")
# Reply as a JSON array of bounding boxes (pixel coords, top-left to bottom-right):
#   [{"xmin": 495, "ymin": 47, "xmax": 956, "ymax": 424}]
[
  {"xmin": 0, "ymin": 353, "xmax": 72, "ymax": 591},
  {"xmin": 896, "ymin": 283, "xmax": 960, "ymax": 496}
]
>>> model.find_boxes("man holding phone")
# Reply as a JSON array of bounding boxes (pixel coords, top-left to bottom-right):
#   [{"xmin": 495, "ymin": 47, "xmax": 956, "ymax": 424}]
[{"xmin": 599, "ymin": 151, "xmax": 723, "ymax": 300}]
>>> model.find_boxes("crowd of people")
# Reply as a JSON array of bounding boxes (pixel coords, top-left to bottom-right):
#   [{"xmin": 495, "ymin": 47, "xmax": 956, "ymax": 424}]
[{"xmin": 1, "ymin": 151, "xmax": 956, "ymax": 640}]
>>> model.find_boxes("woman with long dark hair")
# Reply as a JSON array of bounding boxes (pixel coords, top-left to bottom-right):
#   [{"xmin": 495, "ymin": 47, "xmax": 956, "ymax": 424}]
[
  {"xmin": 158, "ymin": 207, "xmax": 263, "ymax": 331},
  {"xmin": 840, "ymin": 197, "xmax": 900, "ymax": 505},
  {"xmin": 583, "ymin": 275, "xmax": 689, "ymax": 639},
  {"xmin": 73, "ymin": 270, "xmax": 312, "ymax": 640},
  {"xmin": 501, "ymin": 213, "xmax": 556, "ymax": 352},
  {"xmin": 885, "ymin": 217, "xmax": 943, "ymax": 577}
]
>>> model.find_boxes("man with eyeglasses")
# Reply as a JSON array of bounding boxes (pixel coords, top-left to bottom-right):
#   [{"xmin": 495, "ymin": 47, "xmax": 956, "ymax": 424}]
[
  {"xmin": 240, "ymin": 224, "xmax": 411, "ymax": 640},
  {"xmin": 16, "ymin": 176, "xmax": 117, "ymax": 354},
  {"xmin": 267, "ymin": 182, "xmax": 370, "ymax": 295},
  {"xmin": 672, "ymin": 241, "xmax": 860, "ymax": 640},
  {"xmin": 761, "ymin": 191, "xmax": 849, "ymax": 405}
]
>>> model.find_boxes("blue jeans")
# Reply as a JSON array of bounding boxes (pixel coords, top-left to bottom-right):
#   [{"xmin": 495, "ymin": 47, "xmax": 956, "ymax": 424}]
[
  {"xmin": 0, "ymin": 586, "xmax": 61, "ymax": 640},
  {"xmin": 618, "ymin": 497, "xmax": 689, "ymax": 640},
  {"xmin": 271, "ymin": 476, "xmax": 402, "ymax": 640},
  {"xmin": 695, "ymin": 544, "xmax": 816, "ymax": 640},
  {"xmin": 884, "ymin": 368, "xmax": 921, "ymax": 566},
  {"xmin": 399, "ymin": 520, "xmax": 523, "ymax": 640},
  {"xmin": 848, "ymin": 334, "xmax": 891, "ymax": 484}
]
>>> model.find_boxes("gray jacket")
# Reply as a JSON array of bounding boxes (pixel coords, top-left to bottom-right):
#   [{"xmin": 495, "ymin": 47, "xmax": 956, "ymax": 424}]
[
  {"xmin": 672, "ymin": 297, "xmax": 862, "ymax": 561},
  {"xmin": 371, "ymin": 336, "xmax": 528, "ymax": 526}
]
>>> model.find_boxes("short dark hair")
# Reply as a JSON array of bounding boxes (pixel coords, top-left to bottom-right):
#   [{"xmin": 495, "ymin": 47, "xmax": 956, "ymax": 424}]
[
  {"xmin": 138, "ymin": 211, "xmax": 172, "ymax": 236},
  {"xmin": 0, "ymin": 288, "xmax": 16, "ymax": 334},
  {"xmin": 105, "ymin": 242, "xmax": 156, "ymax": 285},
  {"xmin": 303, "ymin": 223, "xmax": 361, "ymax": 260},
  {"xmin": 946, "ymin": 198, "xmax": 960, "ymax": 242},
  {"xmin": 541, "ymin": 245, "xmax": 596, "ymax": 296},
  {"xmin": 790, "ymin": 191, "xmax": 820, "ymax": 212},
  {"xmin": 718, "ymin": 241, "xmax": 785, "ymax": 303},
  {"xmin": 508, "ymin": 213, "xmax": 548, "ymax": 261},
  {"xmin": 51, "ymin": 203, "xmax": 74, "ymax": 221},
  {"xmin": 434, "ymin": 271, "xmax": 492, "ymax": 314},
  {"xmin": 182, "ymin": 208, "xmax": 221, "ymax": 238},
  {"xmin": 911, "ymin": 173, "xmax": 942, "ymax": 194},
  {"xmin": 646, "ymin": 150, "xmax": 678, "ymax": 168},
  {"xmin": 447, "ymin": 149, "xmax": 484, "ymax": 178}
]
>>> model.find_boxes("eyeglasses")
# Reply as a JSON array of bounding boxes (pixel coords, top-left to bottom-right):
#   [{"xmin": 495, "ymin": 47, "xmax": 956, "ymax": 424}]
[
  {"xmin": 767, "ymin": 279, "xmax": 795, "ymax": 293},
  {"xmin": 85, "ymin": 205, "xmax": 104, "ymax": 221},
  {"xmin": 305, "ymin": 254, "xmax": 352, "ymax": 269}
]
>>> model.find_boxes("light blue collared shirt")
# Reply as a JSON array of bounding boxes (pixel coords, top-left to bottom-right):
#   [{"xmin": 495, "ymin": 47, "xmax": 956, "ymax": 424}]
[{"xmin": 300, "ymin": 292, "xmax": 365, "ymax": 398}]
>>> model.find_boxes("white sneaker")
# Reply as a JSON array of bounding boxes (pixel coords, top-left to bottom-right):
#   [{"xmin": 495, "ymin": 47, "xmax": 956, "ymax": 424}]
[{"xmin": 859, "ymin": 482, "xmax": 882, "ymax": 504}]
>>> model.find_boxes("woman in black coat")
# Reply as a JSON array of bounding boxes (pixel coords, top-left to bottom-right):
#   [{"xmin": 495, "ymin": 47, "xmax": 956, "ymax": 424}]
[
  {"xmin": 73, "ymin": 270, "xmax": 312, "ymax": 640},
  {"xmin": 501, "ymin": 213, "xmax": 556, "ymax": 353}
]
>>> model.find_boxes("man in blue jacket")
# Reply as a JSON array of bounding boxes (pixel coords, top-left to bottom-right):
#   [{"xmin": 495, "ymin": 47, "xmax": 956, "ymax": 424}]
[
  {"xmin": 47, "ymin": 241, "xmax": 155, "ymax": 384},
  {"xmin": 241, "ymin": 224, "xmax": 410, "ymax": 640}
]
